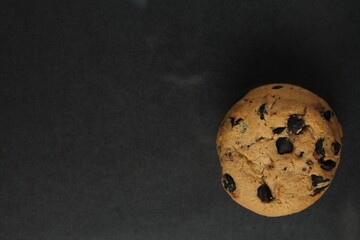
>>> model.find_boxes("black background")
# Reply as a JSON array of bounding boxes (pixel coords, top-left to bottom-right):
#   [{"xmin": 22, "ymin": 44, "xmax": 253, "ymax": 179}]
[{"xmin": 1, "ymin": 0, "xmax": 360, "ymax": 239}]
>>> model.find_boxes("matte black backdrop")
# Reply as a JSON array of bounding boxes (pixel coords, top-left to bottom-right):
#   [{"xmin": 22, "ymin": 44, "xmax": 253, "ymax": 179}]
[{"xmin": 1, "ymin": 0, "xmax": 360, "ymax": 239}]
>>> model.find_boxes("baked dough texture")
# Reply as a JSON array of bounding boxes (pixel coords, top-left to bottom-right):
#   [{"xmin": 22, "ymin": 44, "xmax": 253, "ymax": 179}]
[{"xmin": 216, "ymin": 83, "xmax": 343, "ymax": 217}]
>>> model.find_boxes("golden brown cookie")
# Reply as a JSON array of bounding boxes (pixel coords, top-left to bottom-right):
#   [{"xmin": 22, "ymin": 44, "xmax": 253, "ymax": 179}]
[{"xmin": 216, "ymin": 83, "xmax": 343, "ymax": 217}]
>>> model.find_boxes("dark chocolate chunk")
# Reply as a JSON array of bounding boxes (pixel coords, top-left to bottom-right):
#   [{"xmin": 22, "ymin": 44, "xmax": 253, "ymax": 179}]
[
  {"xmin": 321, "ymin": 160, "xmax": 336, "ymax": 171},
  {"xmin": 311, "ymin": 175, "xmax": 330, "ymax": 187},
  {"xmin": 298, "ymin": 151, "xmax": 304, "ymax": 158},
  {"xmin": 276, "ymin": 137, "xmax": 294, "ymax": 154},
  {"xmin": 311, "ymin": 185, "xmax": 329, "ymax": 196},
  {"xmin": 322, "ymin": 111, "xmax": 332, "ymax": 121},
  {"xmin": 306, "ymin": 160, "xmax": 313, "ymax": 166},
  {"xmin": 287, "ymin": 114, "xmax": 305, "ymax": 134},
  {"xmin": 332, "ymin": 141, "xmax": 341, "ymax": 155},
  {"xmin": 273, "ymin": 127, "xmax": 286, "ymax": 134},
  {"xmin": 272, "ymin": 86, "xmax": 283, "ymax": 89},
  {"xmin": 230, "ymin": 117, "xmax": 243, "ymax": 127},
  {"xmin": 258, "ymin": 104, "xmax": 267, "ymax": 120},
  {"xmin": 221, "ymin": 174, "xmax": 236, "ymax": 192},
  {"xmin": 299, "ymin": 125, "xmax": 308, "ymax": 133},
  {"xmin": 257, "ymin": 184, "xmax": 273, "ymax": 202},
  {"xmin": 315, "ymin": 138, "xmax": 325, "ymax": 156}
]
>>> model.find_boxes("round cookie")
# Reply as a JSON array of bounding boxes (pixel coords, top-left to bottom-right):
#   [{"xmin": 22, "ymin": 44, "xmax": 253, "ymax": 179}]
[{"xmin": 216, "ymin": 83, "xmax": 343, "ymax": 217}]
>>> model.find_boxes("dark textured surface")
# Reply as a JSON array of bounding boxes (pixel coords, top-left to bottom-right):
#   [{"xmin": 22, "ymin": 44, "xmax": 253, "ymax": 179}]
[{"xmin": 1, "ymin": 0, "xmax": 360, "ymax": 239}]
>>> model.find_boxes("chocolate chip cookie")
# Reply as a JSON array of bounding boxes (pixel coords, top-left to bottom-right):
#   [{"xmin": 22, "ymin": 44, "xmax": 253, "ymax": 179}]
[{"xmin": 216, "ymin": 83, "xmax": 343, "ymax": 217}]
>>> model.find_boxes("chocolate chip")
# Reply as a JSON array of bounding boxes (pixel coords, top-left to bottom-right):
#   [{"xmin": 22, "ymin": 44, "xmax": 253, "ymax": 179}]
[
  {"xmin": 276, "ymin": 137, "xmax": 294, "ymax": 154},
  {"xmin": 323, "ymin": 111, "xmax": 332, "ymax": 121},
  {"xmin": 321, "ymin": 160, "xmax": 336, "ymax": 171},
  {"xmin": 298, "ymin": 151, "xmax": 304, "ymax": 158},
  {"xmin": 306, "ymin": 160, "xmax": 313, "ymax": 166},
  {"xmin": 273, "ymin": 127, "xmax": 286, "ymax": 134},
  {"xmin": 332, "ymin": 141, "xmax": 341, "ymax": 155},
  {"xmin": 311, "ymin": 185, "xmax": 329, "ymax": 196},
  {"xmin": 315, "ymin": 138, "xmax": 325, "ymax": 156},
  {"xmin": 272, "ymin": 86, "xmax": 283, "ymax": 89},
  {"xmin": 287, "ymin": 114, "xmax": 305, "ymax": 134},
  {"xmin": 257, "ymin": 184, "xmax": 273, "ymax": 202},
  {"xmin": 311, "ymin": 175, "xmax": 330, "ymax": 187},
  {"xmin": 258, "ymin": 104, "xmax": 267, "ymax": 120},
  {"xmin": 230, "ymin": 117, "xmax": 243, "ymax": 127},
  {"xmin": 221, "ymin": 174, "xmax": 236, "ymax": 192},
  {"xmin": 299, "ymin": 125, "xmax": 308, "ymax": 133}
]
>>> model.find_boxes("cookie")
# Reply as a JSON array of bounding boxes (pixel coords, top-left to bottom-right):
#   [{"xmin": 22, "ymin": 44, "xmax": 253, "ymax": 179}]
[{"xmin": 216, "ymin": 83, "xmax": 343, "ymax": 217}]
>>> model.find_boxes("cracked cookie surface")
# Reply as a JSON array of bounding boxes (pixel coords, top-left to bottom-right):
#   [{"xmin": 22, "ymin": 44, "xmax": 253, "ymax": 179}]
[{"xmin": 217, "ymin": 83, "xmax": 343, "ymax": 217}]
